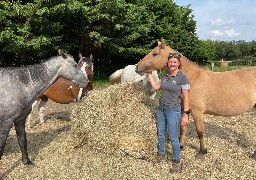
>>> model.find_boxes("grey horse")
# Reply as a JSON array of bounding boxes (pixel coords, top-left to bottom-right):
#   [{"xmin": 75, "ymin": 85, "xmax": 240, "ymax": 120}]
[{"xmin": 0, "ymin": 50, "xmax": 88, "ymax": 166}]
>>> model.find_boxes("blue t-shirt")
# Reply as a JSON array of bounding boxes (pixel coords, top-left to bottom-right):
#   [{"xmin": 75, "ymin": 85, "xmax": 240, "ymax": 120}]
[{"xmin": 159, "ymin": 70, "xmax": 190, "ymax": 108}]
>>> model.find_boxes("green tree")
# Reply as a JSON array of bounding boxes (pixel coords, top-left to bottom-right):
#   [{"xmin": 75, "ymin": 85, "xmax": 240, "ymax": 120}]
[
  {"xmin": 0, "ymin": 0, "xmax": 204, "ymax": 79},
  {"xmin": 0, "ymin": 0, "xmax": 36, "ymax": 66},
  {"xmin": 0, "ymin": 0, "xmax": 92, "ymax": 66},
  {"xmin": 87, "ymin": 0, "xmax": 200, "ymax": 77},
  {"xmin": 190, "ymin": 40, "xmax": 215, "ymax": 64},
  {"xmin": 87, "ymin": 0, "xmax": 155, "ymax": 57}
]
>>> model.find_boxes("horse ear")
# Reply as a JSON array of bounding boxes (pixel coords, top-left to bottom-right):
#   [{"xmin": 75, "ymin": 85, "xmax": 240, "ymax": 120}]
[
  {"xmin": 90, "ymin": 54, "xmax": 94, "ymax": 62},
  {"xmin": 159, "ymin": 37, "xmax": 166, "ymax": 49},
  {"xmin": 79, "ymin": 53, "xmax": 83, "ymax": 59},
  {"xmin": 160, "ymin": 37, "xmax": 165, "ymax": 43},
  {"xmin": 58, "ymin": 49, "xmax": 67, "ymax": 58},
  {"xmin": 58, "ymin": 49, "xmax": 64, "ymax": 56}
]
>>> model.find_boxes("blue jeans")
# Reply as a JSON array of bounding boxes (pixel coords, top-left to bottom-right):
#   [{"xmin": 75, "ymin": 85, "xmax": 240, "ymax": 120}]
[{"xmin": 157, "ymin": 106, "xmax": 181, "ymax": 161}]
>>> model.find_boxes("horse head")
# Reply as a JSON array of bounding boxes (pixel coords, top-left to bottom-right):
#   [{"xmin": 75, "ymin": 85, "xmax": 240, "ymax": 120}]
[
  {"xmin": 74, "ymin": 53, "xmax": 94, "ymax": 99},
  {"xmin": 57, "ymin": 50, "xmax": 88, "ymax": 88},
  {"xmin": 136, "ymin": 38, "xmax": 177, "ymax": 74},
  {"xmin": 78, "ymin": 53, "xmax": 94, "ymax": 82}
]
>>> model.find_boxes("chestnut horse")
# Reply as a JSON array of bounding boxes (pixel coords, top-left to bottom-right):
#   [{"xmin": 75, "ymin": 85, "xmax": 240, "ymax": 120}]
[
  {"xmin": 136, "ymin": 39, "xmax": 256, "ymax": 160},
  {"xmin": 26, "ymin": 53, "xmax": 93, "ymax": 128}
]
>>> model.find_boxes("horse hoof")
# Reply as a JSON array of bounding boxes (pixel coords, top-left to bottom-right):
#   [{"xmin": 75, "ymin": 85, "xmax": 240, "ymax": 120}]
[
  {"xmin": 195, "ymin": 148, "xmax": 207, "ymax": 158},
  {"xmin": 251, "ymin": 151, "xmax": 256, "ymax": 160},
  {"xmin": 26, "ymin": 162, "xmax": 36, "ymax": 168},
  {"xmin": 39, "ymin": 121, "xmax": 45, "ymax": 124},
  {"xmin": 200, "ymin": 148, "xmax": 207, "ymax": 154},
  {"xmin": 180, "ymin": 145, "xmax": 184, "ymax": 150},
  {"xmin": 195, "ymin": 152, "xmax": 205, "ymax": 159},
  {"xmin": 23, "ymin": 160, "xmax": 35, "ymax": 168}
]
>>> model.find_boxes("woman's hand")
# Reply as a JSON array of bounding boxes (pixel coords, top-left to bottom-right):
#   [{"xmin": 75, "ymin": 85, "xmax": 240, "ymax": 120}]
[
  {"xmin": 180, "ymin": 113, "xmax": 189, "ymax": 126},
  {"xmin": 147, "ymin": 70, "xmax": 160, "ymax": 91}
]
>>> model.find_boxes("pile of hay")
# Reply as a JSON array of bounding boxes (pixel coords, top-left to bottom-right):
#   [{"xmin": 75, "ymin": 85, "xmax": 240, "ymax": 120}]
[
  {"xmin": 1, "ymin": 82, "xmax": 256, "ymax": 179},
  {"xmin": 69, "ymin": 82, "xmax": 159, "ymax": 159}
]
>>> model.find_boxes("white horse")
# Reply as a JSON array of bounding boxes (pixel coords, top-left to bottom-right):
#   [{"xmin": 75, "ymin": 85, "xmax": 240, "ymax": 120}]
[
  {"xmin": 109, "ymin": 65, "xmax": 159, "ymax": 99},
  {"xmin": 109, "ymin": 68, "xmax": 123, "ymax": 85}
]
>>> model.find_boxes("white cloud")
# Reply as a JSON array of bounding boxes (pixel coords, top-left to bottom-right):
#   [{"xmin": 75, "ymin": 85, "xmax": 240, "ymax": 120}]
[
  {"xmin": 224, "ymin": 29, "xmax": 240, "ymax": 37},
  {"xmin": 211, "ymin": 18, "xmax": 235, "ymax": 26},
  {"xmin": 208, "ymin": 30, "xmax": 223, "ymax": 37},
  {"xmin": 175, "ymin": 0, "xmax": 256, "ymax": 41},
  {"xmin": 208, "ymin": 29, "xmax": 240, "ymax": 38}
]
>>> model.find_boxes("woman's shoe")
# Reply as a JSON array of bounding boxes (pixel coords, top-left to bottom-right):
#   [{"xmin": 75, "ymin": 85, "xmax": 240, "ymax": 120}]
[
  {"xmin": 153, "ymin": 154, "xmax": 165, "ymax": 163},
  {"xmin": 170, "ymin": 160, "xmax": 180, "ymax": 173}
]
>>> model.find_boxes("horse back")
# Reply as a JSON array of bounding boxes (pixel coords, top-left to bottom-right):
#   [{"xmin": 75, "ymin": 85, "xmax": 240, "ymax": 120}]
[
  {"xmin": 109, "ymin": 69, "xmax": 123, "ymax": 85},
  {"xmin": 121, "ymin": 65, "xmax": 142, "ymax": 83},
  {"xmin": 189, "ymin": 67, "xmax": 256, "ymax": 116}
]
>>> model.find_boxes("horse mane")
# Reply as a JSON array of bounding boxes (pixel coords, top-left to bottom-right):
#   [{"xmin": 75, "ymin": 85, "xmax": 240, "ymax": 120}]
[
  {"xmin": 159, "ymin": 37, "xmax": 203, "ymax": 71},
  {"xmin": 165, "ymin": 44, "xmax": 206, "ymax": 71},
  {"xmin": 0, "ymin": 54, "xmax": 67, "ymax": 85},
  {"xmin": 0, "ymin": 64, "xmax": 48, "ymax": 85},
  {"xmin": 180, "ymin": 53, "xmax": 201, "ymax": 67}
]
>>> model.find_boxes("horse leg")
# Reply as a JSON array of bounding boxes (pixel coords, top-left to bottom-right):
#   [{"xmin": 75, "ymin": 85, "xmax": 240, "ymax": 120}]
[
  {"xmin": 252, "ymin": 151, "xmax": 256, "ymax": 160},
  {"xmin": 0, "ymin": 121, "xmax": 13, "ymax": 159},
  {"xmin": 251, "ymin": 106, "xmax": 256, "ymax": 160},
  {"xmin": 76, "ymin": 88, "xmax": 83, "ymax": 102},
  {"xmin": 26, "ymin": 100, "xmax": 39, "ymax": 128},
  {"xmin": 14, "ymin": 118, "xmax": 33, "ymax": 166},
  {"xmin": 179, "ymin": 125, "xmax": 187, "ymax": 150},
  {"xmin": 191, "ymin": 110, "xmax": 207, "ymax": 157},
  {"xmin": 38, "ymin": 95, "xmax": 48, "ymax": 124}
]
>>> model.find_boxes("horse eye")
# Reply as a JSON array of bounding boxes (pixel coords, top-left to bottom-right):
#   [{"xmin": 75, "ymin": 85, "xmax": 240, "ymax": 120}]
[{"xmin": 152, "ymin": 53, "xmax": 158, "ymax": 57}]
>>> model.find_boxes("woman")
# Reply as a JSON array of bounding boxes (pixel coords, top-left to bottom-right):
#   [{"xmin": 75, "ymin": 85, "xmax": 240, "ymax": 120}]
[{"xmin": 147, "ymin": 52, "xmax": 190, "ymax": 173}]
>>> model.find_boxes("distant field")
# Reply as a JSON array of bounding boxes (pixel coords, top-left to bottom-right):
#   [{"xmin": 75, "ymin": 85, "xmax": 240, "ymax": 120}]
[
  {"xmin": 93, "ymin": 65, "xmax": 253, "ymax": 87},
  {"xmin": 211, "ymin": 65, "xmax": 252, "ymax": 72}
]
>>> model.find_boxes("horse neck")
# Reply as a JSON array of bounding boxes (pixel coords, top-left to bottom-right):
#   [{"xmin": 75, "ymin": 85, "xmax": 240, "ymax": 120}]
[
  {"xmin": 27, "ymin": 57, "xmax": 61, "ymax": 99},
  {"xmin": 88, "ymin": 73, "xmax": 93, "ymax": 82},
  {"xmin": 179, "ymin": 56, "xmax": 202, "ymax": 82}
]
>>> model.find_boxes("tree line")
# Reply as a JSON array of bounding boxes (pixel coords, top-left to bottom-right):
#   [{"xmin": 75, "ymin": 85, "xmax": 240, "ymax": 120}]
[{"xmin": 1, "ymin": 0, "xmax": 255, "ymax": 79}]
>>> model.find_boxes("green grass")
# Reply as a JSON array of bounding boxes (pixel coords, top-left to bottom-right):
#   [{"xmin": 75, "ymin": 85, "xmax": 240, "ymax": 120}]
[
  {"xmin": 212, "ymin": 66, "xmax": 241, "ymax": 72},
  {"xmin": 92, "ymin": 79, "xmax": 110, "ymax": 89}
]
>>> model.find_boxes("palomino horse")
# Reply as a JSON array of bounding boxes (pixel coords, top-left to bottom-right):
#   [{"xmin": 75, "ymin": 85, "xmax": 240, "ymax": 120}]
[
  {"xmin": 136, "ymin": 39, "xmax": 256, "ymax": 159},
  {"xmin": 26, "ymin": 53, "xmax": 94, "ymax": 128},
  {"xmin": 0, "ymin": 50, "xmax": 88, "ymax": 165}
]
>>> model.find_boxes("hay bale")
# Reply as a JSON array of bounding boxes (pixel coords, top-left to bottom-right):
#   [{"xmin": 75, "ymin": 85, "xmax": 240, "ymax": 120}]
[{"xmin": 69, "ymin": 82, "xmax": 159, "ymax": 159}]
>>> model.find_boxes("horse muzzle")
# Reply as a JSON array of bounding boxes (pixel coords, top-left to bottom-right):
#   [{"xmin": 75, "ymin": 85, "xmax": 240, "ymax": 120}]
[
  {"xmin": 135, "ymin": 64, "xmax": 144, "ymax": 75},
  {"xmin": 73, "ymin": 72, "xmax": 88, "ymax": 88}
]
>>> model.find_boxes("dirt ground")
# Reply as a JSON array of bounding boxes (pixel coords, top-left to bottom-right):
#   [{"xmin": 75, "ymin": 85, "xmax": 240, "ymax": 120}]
[
  {"xmin": 1, "ymin": 84, "xmax": 256, "ymax": 179},
  {"xmin": 27, "ymin": 99, "xmax": 75, "ymax": 128}
]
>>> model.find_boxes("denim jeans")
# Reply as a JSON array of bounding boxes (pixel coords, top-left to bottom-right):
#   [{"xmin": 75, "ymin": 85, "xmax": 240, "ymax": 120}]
[{"xmin": 157, "ymin": 106, "xmax": 181, "ymax": 161}]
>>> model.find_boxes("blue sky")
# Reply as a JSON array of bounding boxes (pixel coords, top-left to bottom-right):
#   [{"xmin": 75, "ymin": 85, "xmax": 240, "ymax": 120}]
[{"xmin": 174, "ymin": 0, "xmax": 256, "ymax": 42}]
